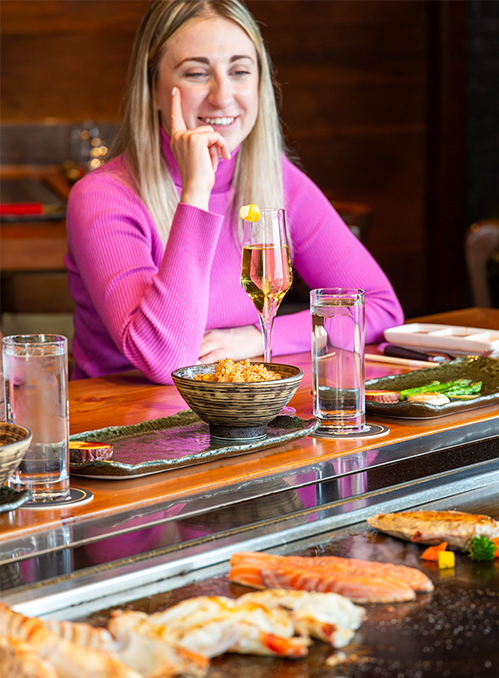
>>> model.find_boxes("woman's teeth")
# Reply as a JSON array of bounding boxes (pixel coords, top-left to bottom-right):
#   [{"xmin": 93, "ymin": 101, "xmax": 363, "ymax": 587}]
[{"xmin": 201, "ymin": 117, "xmax": 235, "ymax": 126}]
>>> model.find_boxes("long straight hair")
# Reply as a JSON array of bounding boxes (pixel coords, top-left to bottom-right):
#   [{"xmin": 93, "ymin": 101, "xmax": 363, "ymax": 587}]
[{"xmin": 108, "ymin": 0, "xmax": 285, "ymax": 246}]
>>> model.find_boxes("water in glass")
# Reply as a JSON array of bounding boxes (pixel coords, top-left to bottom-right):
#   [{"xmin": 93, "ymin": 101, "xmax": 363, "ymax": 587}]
[
  {"xmin": 3, "ymin": 335, "xmax": 70, "ymax": 501},
  {"xmin": 311, "ymin": 290, "xmax": 365, "ymax": 432}
]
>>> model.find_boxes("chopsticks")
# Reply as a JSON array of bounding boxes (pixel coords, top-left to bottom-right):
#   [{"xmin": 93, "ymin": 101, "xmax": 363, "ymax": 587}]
[{"xmin": 365, "ymin": 353, "xmax": 437, "ymax": 369}]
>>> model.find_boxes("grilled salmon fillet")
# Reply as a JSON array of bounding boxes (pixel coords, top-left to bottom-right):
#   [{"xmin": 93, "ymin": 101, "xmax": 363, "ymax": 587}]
[
  {"xmin": 229, "ymin": 552, "xmax": 433, "ymax": 603},
  {"xmin": 367, "ymin": 510, "xmax": 499, "ymax": 551}
]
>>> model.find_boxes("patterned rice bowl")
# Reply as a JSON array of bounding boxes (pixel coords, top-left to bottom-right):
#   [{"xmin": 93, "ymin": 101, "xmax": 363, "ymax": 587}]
[
  {"xmin": 171, "ymin": 362, "xmax": 303, "ymax": 440},
  {"xmin": 0, "ymin": 422, "xmax": 32, "ymax": 486}
]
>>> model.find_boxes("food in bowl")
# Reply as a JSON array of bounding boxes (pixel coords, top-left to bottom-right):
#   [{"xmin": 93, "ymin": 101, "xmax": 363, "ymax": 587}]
[
  {"xmin": 171, "ymin": 362, "xmax": 303, "ymax": 440},
  {"xmin": 0, "ymin": 422, "xmax": 32, "ymax": 487},
  {"xmin": 194, "ymin": 358, "xmax": 282, "ymax": 383}
]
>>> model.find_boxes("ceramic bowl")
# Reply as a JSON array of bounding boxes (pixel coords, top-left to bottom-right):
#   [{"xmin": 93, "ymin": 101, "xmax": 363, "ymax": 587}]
[
  {"xmin": 0, "ymin": 422, "xmax": 32, "ymax": 486},
  {"xmin": 171, "ymin": 362, "xmax": 303, "ymax": 440}
]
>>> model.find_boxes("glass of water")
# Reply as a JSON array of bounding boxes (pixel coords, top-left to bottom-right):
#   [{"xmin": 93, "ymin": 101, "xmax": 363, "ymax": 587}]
[
  {"xmin": 310, "ymin": 288, "xmax": 366, "ymax": 434},
  {"xmin": 3, "ymin": 334, "xmax": 70, "ymax": 502}
]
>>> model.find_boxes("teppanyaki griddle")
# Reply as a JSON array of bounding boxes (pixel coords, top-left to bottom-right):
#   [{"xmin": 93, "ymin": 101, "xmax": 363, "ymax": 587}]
[{"xmin": 83, "ymin": 490, "xmax": 499, "ymax": 678}]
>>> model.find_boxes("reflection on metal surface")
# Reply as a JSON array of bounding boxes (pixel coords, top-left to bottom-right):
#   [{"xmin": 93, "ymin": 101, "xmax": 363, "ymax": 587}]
[
  {"xmin": 176, "ymin": 478, "xmax": 306, "ymax": 534},
  {"xmin": 1, "ymin": 525, "xmax": 73, "ymax": 595},
  {"xmin": 316, "ymin": 457, "xmax": 370, "ymax": 512},
  {"xmin": 4, "ymin": 461, "xmax": 499, "ymax": 619},
  {"xmin": 2, "ymin": 417, "xmax": 499, "ymax": 596}
]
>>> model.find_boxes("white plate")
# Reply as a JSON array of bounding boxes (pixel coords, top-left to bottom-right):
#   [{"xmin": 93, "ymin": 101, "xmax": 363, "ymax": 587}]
[{"xmin": 384, "ymin": 323, "xmax": 499, "ymax": 355}]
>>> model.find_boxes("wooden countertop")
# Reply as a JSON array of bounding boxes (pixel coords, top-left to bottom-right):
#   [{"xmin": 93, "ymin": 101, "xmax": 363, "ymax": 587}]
[
  {"xmin": 3, "ymin": 307, "xmax": 499, "ymax": 544},
  {"xmin": 412, "ymin": 306, "xmax": 499, "ymax": 330}
]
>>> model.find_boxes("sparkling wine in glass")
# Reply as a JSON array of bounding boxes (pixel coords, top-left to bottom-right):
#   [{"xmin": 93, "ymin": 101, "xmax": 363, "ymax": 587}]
[{"xmin": 240, "ymin": 208, "xmax": 293, "ymax": 364}]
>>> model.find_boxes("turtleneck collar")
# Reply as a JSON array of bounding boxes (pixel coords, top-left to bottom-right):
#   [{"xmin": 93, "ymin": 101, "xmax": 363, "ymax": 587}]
[{"xmin": 160, "ymin": 126, "xmax": 239, "ymax": 195}]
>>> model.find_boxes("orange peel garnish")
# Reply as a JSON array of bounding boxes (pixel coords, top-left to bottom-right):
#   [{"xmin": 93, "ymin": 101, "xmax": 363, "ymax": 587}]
[{"xmin": 239, "ymin": 204, "xmax": 261, "ymax": 222}]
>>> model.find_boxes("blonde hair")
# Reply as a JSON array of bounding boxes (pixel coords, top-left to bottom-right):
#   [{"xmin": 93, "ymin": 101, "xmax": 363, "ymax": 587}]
[{"xmin": 108, "ymin": 0, "xmax": 285, "ymax": 246}]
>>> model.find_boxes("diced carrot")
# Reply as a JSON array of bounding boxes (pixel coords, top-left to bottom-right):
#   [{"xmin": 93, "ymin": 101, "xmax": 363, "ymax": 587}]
[
  {"xmin": 421, "ymin": 542, "xmax": 448, "ymax": 561},
  {"xmin": 492, "ymin": 537, "xmax": 499, "ymax": 559}
]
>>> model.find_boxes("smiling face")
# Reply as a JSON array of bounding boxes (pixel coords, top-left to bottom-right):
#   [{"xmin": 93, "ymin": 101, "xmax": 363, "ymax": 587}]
[{"xmin": 155, "ymin": 15, "xmax": 259, "ymax": 153}]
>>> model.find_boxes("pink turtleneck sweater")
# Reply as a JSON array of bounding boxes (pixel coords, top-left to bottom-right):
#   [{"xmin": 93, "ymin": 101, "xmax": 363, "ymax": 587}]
[{"xmin": 65, "ymin": 131, "xmax": 403, "ymax": 383}]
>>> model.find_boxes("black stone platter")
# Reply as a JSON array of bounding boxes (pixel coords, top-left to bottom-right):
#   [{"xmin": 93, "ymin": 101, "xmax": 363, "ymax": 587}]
[
  {"xmin": 69, "ymin": 410, "xmax": 319, "ymax": 479},
  {"xmin": 366, "ymin": 355, "xmax": 499, "ymax": 419},
  {"xmin": 0, "ymin": 486, "xmax": 32, "ymax": 513}
]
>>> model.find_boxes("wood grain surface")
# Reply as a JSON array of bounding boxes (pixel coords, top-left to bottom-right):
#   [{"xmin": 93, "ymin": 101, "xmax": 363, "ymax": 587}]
[{"xmin": 2, "ymin": 308, "xmax": 499, "ymax": 543}]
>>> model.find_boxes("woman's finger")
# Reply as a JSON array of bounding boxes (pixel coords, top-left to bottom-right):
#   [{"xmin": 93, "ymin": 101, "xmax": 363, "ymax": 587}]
[
  {"xmin": 198, "ymin": 332, "xmax": 215, "ymax": 358},
  {"xmin": 185, "ymin": 126, "xmax": 230, "ymax": 162},
  {"xmin": 199, "ymin": 351, "xmax": 229, "ymax": 364},
  {"xmin": 218, "ymin": 139, "xmax": 231, "ymax": 161},
  {"xmin": 170, "ymin": 87, "xmax": 187, "ymax": 135},
  {"xmin": 208, "ymin": 133, "xmax": 231, "ymax": 161},
  {"xmin": 209, "ymin": 144, "xmax": 219, "ymax": 172}
]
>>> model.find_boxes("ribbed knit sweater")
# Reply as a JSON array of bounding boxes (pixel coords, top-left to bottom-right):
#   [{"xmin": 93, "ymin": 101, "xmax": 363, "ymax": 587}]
[{"xmin": 65, "ymin": 130, "xmax": 404, "ymax": 383}]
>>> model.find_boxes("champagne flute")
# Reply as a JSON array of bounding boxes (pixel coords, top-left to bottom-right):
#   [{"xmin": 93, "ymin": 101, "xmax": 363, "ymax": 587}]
[{"xmin": 240, "ymin": 206, "xmax": 293, "ymax": 364}]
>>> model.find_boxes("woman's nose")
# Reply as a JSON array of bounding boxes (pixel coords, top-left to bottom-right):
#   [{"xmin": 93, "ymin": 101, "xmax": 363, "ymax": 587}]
[{"xmin": 209, "ymin": 76, "xmax": 232, "ymax": 108}]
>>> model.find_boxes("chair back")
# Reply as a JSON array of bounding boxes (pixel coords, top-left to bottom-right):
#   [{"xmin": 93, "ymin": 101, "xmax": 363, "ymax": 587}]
[{"xmin": 465, "ymin": 219, "xmax": 499, "ymax": 307}]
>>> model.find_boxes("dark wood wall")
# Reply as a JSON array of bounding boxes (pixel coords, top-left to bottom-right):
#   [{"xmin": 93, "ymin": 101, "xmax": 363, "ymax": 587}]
[
  {"xmin": 1, "ymin": 0, "xmax": 467, "ymax": 318},
  {"xmin": 1, "ymin": 1, "xmax": 148, "ymax": 122},
  {"xmin": 254, "ymin": 1, "xmax": 429, "ymax": 316}
]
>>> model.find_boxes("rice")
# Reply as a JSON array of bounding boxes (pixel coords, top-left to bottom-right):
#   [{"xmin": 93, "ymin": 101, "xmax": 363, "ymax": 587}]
[{"xmin": 194, "ymin": 358, "xmax": 282, "ymax": 383}]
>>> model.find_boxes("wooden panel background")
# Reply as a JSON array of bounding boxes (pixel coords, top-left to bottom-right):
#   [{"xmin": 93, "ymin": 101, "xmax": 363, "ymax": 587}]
[{"xmin": 0, "ymin": 0, "xmax": 462, "ymax": 317}]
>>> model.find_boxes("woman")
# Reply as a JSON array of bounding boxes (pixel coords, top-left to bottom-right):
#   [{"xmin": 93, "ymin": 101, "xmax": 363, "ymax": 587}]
[{"xmin": 65, "ymin": 0, "xmax": 403, "ymax": 383}]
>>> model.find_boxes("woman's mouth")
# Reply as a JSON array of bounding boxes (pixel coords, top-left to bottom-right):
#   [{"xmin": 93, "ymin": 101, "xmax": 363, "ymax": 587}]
[{"xmin": 199, "ymin": 116, "xmax": 236, "ymax": 127}]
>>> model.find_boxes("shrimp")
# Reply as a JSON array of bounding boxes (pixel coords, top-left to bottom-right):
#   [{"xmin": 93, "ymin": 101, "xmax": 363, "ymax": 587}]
[
  {"xmin": 42, "ymin": 619, "xmax": 116, "ymax": 653},
  {"xmin": 110, "ymin": 596, "xmax": 310, "ymax": 659},
  {"xmin": 44, "ymin": 614, "xmax": 208, "ymax": 678},
  {"xmin": 237, "ymin": 589, "xmax": 365, "ymax": 648},
  {"xmin": 0, "ymin": 636, "xmax": 58, "ymax": 678},
  {"xmin": 0, "ymin": 604, "xmax": 141, "ymax": 678}
]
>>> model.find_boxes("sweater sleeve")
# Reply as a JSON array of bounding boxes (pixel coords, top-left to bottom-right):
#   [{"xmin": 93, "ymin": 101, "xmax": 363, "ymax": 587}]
[
  {"xmin": 271, "ymin": 160, "xmax": 404, "ymax": 355},
  {"xmin": 66, "ymin": 170, "xmax": 224, "ymax": 383}
]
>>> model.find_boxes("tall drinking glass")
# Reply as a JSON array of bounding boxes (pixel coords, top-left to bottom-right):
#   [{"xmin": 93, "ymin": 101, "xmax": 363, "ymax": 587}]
[
  {"xmin": 311, "ymin": 288, "xmax": 366, "ymax": 433},
  {"xmin": 3, "ymin": 334, "xmax": 70, "ymax": 502},
  {"xmin": 240, "ymin": 208, "xmax": 292, "ymax": 363}
]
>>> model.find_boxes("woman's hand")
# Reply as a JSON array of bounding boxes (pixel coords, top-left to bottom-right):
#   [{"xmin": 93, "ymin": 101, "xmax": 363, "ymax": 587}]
[
  {"xmin": 170, "ymin": 88, "xmax": 231, "ymax": 211},
  {"xmin": 198, "ymin": 325, "xmax": 263, "ymax": 364}
]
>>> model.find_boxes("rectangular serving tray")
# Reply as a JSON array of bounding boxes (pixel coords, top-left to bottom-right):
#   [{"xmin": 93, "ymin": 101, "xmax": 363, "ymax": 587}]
[
  {"xmin": 384, "ymin": 323, "xmax": 499, "ymax": 355},
  {"xmin": 366, "ymin": 355, "xmax": 499, "ymax": 419},
  {"xmin": 69, "ymin": 410, "xmax": 319, "ymax": 479}
]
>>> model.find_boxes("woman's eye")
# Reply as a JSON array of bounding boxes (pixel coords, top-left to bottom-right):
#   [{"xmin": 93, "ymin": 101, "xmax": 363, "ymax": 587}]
[
  {"xmin": 231, "ymin": 69, "xmax": 251, "ymax": 78},
  {"xmin": 184, "ymin": 72, "xmax": 208, "ymax": 79}
]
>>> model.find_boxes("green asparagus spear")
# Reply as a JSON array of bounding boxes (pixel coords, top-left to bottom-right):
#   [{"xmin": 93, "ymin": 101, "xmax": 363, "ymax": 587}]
[
  {"xmin": 445, "ymin": 381, "xmax": 483, "ymax": 397},
  {"xmin": 398, "ymin": 379, "xmax": 470, "ymax": 400},
  {"xmin": 446, "ymin": 388, "xmax": 477, "ymax": 396},
  {"xmin": 397, "ymin": 381, "xmax": 441, "ymax": 400}
]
